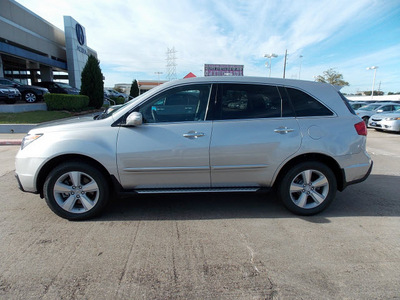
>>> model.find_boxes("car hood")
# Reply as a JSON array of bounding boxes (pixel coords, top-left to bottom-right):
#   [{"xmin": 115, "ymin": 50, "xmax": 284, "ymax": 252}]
[
  {"xmin": 370, "ymin": 112, "xmax": 400, "ymax": 119},
  {"xmin": 65, "ymin": 88, "xmax": 80, "ymax": 94},
  {"xmin": 32, "ymin": 113, "xmax": 103, "ymax": 132},
  {"xmin": 20, "ymin": 84, "xmax": 49, "ymax": 92}
]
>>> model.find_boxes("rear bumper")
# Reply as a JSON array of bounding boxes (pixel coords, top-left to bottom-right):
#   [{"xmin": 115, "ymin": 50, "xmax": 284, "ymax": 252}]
[
  {"xmin": 341, "ymin": 161, "xmax": 373, "ymax": 190},
  {"xmin": 336, "ymin": 149, "xmax": 373, "ymax": 191}
]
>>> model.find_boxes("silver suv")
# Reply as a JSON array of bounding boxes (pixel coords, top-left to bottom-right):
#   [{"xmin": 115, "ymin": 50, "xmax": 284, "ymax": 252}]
[{"xmin": 15, "ymin": 77, "xmax": 372, "ymax": 220}]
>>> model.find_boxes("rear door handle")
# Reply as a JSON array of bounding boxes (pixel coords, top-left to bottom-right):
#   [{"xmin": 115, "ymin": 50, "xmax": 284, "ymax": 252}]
[
  {"xmin": 183, "ymin": 131, "xmax": 205, "ymax": 139},
  {"xmin": 274, "ymin": 127, "xmax": 294, "ymax": 134}
]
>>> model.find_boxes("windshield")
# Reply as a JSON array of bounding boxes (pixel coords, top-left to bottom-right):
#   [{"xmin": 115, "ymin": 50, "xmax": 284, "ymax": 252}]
[
  {"xmin": 96, "ymin": 104, "xmax": 125, "ymax": 119},
  {"xmin": 358, "ymin": 104, "xmax": 381, "ymax": 111},
  {"xmin": 57, "ymin": 82, "xmax": 75, "ymax": 89},
  {"xmin": 96, "ymin": 94, "xmax": 144, "ymax": 120}
]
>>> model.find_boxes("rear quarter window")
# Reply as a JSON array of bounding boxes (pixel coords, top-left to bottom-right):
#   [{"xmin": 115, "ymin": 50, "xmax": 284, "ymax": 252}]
[
  {"xmin": 286, "ymin": 88, "xmax": 334, "ymax": 117},
  {"xmin": 338, "ymin": 92, "xmax": 356, "ymax": 115}
]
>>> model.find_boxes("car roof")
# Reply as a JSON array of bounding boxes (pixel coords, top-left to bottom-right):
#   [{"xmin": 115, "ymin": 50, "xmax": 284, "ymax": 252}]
[
  {"xmin": 164, "ymin": 76, "xmax": 331, "ymax": 88},
  {"xmin": 112, "ymin": 76, "xmax": 354, "ymax": 121},
  {"xmin": 377, "ymin": 102, "xmax": 400, "ymax": 106}
]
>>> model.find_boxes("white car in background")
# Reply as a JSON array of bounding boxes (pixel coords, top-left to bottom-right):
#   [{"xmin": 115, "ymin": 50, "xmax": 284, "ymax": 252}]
[
  {"xmin": 349, "ymin": 101, "xmax": 368, "ymax": 110},
  {"xmin": 105, "ymin": 89, "xmax": 129, "ymax": 101},
  {"xmin": 368, "ymin": 109, "xmax": 400, "ymax": 132},
  {"xmin": 355, "ymin": 102, "xmax": 400, "ymax": 125}
]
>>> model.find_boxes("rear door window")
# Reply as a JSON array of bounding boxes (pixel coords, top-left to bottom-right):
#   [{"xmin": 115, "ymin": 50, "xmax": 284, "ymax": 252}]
[{"xmin": 216, "ymin": 84, "xmax": 290, "ymax": 120}]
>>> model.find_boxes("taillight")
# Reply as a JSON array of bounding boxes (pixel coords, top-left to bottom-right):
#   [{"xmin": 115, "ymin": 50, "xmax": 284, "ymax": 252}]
[{"xmin": 354, "ymin": 121, "xmax": 367, "ymax": 136}]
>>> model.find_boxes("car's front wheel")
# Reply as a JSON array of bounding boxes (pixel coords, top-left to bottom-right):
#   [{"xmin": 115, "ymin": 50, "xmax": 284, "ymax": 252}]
[
  {"xmin": 278, "ymin": 161, "xmax": 337, "ymax": 215},
  {"xmin": 23, "ymin": 91, "xmax": 37, "ymax": 103},
  {"xmin": 44, "ymin": 162, "xmax": 109, "ymax": 220}
]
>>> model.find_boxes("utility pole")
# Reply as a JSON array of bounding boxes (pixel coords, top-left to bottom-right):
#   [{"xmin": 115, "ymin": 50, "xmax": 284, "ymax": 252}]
[{"xmin": 283, "ymin": 49, "xmax": 288, "ymax": 79}]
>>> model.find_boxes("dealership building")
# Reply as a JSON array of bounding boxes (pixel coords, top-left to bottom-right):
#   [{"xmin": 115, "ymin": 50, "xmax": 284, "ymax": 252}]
[{"xmin": 0, "ymin": 0, "xmax": 97, "ymax": 89}]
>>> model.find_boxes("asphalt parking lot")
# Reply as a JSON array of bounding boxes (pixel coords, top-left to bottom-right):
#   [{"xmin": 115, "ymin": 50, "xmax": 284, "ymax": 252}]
[{"xmin": 0, "ymin": 129, "xmax": 399, "ymax": 299}]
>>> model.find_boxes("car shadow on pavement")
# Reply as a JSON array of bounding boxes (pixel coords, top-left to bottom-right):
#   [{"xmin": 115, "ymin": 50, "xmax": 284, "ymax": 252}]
[{"xmin": 94, "ymin": 174, "xmax": 400, "ymax": 222}]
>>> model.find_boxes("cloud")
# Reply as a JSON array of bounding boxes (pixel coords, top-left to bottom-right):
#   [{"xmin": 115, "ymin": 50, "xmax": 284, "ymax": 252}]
[{"xmin": 15, "ymin": 0, "xmax": 400, "ymax": 92}]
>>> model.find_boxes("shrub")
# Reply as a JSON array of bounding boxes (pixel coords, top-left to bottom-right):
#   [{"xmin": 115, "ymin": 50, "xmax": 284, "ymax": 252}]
[
  {"xmin": 109, "ymin": 96, "xmax": 125, "ymax": 105},
  {"xmin": 80, "ymin": 55, "xmax": 104, "ymax": 109},
  {"xmin": 130, "ymin": 79, "xmax": 139, "ymax": 98},
  {"xmin": 45, "ymin": 94, "xmax": 89, "ymax": 111}
]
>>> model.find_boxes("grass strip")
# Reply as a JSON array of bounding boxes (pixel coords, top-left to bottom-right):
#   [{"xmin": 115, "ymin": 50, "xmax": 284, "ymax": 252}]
[{"xmin": 0, "ymin": 111, "xmax": 72, "ymax": 124}]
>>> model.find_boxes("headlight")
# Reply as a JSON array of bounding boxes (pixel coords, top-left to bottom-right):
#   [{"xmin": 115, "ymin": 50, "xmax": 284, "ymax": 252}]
[
  {"xmin": 385, "ymin": 117, "xmax": 400, "ymax": 121},
  {"xmin": 21, "ymin": 133, "xmax": 43, "ymax": 150}
]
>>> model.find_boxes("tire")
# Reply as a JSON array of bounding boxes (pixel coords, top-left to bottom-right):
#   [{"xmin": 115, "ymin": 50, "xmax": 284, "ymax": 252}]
[
  {"xmin": 23, "ymin": 91, "xmax": 37, "ymax": 103},
  {"xmin": 278, "ymin": 161, "xmax": 337, "ymax": 215},
  {"xmin": 44, "ymin": 162, "xmax": 110, "ymax": 220}
]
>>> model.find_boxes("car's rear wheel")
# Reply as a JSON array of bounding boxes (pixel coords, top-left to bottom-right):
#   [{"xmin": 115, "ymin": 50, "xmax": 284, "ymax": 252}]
[
  {"xmin": 23, "ymin": 91, "xmax": 37, "ymax": 103},
  {"xmin": 44, "ymin": 162, "xmax": 109, "ymax": 220},
  {"xmin": 278, "ymin": 162, "xmax": 337, "ymax": 215}
]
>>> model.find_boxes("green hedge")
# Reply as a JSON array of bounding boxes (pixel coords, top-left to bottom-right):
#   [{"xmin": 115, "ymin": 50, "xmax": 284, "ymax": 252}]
[
  {"xmin": 109, "ymin": 96, "xmax": 126, "ymax": 105},
  {"xmin": 44, "ymin": 94, "xmax": 90, "ymax": 111}
]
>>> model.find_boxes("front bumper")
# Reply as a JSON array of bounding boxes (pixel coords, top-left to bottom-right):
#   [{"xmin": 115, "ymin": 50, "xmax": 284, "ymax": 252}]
[
  {"xmin": 371, "ymin": 120, "xmax": 400, "ymax": 132},
  {"xmin": 15, "ymin": 151, "xmax": 47, "ymax": 193}
]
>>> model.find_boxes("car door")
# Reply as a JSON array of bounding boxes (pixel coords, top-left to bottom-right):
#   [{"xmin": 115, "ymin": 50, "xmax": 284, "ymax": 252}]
[
  {"xmin": 210, "ymin": 84, "xmax": 302, "ymax": 187},
  {"xmin": 116, "ymin": 84, "xmax": 213, "ymax": 189}
]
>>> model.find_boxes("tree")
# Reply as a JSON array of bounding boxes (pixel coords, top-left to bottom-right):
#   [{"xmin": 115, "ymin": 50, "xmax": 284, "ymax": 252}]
[
  {"xmin": 364, "ymin": 91, "xmax": 384, "ymax": 96},
  {"xmin": 315, "ymin": 68, "xmax": 349, "ymax": 86},
  {"xmin": 130, "ymin": 79, "xmax": 140, "ymax": 98},
  {"xmin": 80, "ymin": 55, "xmax": 104, "ymax": 108}
]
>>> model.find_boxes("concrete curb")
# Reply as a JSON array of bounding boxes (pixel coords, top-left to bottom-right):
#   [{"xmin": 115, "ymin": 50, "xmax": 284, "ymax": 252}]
[
  {"xmin": 0, "ymin": 139, "xmax": 22, "ymax": 146},
  {"xmin": 0, "ymin": 124, "xmax": 36, "ymax": 133}
]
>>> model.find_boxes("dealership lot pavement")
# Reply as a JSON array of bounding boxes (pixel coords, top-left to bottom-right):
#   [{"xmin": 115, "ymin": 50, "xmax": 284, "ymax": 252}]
[{"xmin": 0, "ymin": 129, "xmax": 399, "ymax": 299}]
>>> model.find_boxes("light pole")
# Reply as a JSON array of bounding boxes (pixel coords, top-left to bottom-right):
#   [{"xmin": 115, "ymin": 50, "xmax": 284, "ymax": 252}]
[
  {"xmin": 283, "ymin": 49, "xmax": 288, "ymax": 79},
  {"xmin": 264, "ymin": 53, "xmax": 278, "ymax": 77},
  {"xmin": 298, "ymin": 55, "xmax": 303, "ymax": 79},
  {"xmin": 366, "ymin": 66, "xmax": 378, "ymax": 100}
]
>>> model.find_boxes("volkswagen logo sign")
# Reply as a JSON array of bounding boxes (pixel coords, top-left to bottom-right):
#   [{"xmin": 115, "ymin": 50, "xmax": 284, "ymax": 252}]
[{"xmin": 75, "ymin": 23, "xmax": 85, "ymax": 46}]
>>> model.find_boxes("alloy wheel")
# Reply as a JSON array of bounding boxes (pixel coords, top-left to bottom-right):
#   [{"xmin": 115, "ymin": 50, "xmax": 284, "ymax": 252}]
[{"xmin": 289, "ymin": 169, "xmax": 329, "ymax": 209}]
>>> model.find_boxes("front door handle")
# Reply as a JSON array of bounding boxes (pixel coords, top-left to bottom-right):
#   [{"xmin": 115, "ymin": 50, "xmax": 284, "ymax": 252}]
[
  {"xmin": 274, "ymin": 127, "xmax": 294, "ymax": 134},
  {"xmin": 183, "ymin": 131, "xmax": 205, "ymax": 139}
]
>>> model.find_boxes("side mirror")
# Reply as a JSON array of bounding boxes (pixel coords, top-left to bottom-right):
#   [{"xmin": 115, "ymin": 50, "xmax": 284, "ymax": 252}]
[
  {"xmin": 376, "ymin": 109, "xmax": 383, "ymax": 113},
  {"xmin": 125, "ymin": 112, "xmax": 143, "ymax": 126}
]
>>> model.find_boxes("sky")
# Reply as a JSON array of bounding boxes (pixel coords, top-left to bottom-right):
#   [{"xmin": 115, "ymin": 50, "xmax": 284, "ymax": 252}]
[{"xmin": 16, "ymin": 0, "xmax": 400, "ymax": 94}]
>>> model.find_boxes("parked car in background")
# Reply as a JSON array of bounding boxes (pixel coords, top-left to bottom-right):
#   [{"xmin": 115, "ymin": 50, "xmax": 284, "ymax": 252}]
[
  {"xmin": 368, "ymin": 108, "xmax": 400, "ymax": 132},
  {"xmin": 15, "ymin": 76, "xmax": 372, "ymax": 220},
  {"xmin": 349, "ymin": 101, "xmax": 368, "ymax": 110},
  {"xmin": 35, "ymin": 81, "xmax": 80, "ymax": 95},
  {"xmin": 105, "ymin": 89, "xmax": 129, "ymax": 101},
  {"xmin": 0, "ymin": 84, "xmax": 21, "ymax": 104},
  {"xmin": 355, "ymin": 102, "xmax": 400, "ymax": 125},
  {"xmin": 0, "ymin": 78, "xmax": 49, "ymax": 103}
]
